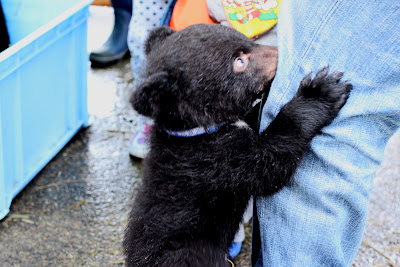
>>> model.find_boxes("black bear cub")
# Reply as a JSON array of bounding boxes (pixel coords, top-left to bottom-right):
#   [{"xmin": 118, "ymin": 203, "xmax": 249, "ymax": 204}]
[{"xmin": 124, "ymin": 24, "xmax": 351, "ymax": 267}]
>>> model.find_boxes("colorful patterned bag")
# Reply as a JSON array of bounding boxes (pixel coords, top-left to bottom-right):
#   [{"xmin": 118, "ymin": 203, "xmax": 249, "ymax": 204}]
[
  {"xmin": 220, "ymin": 0, "xmax": 280, "ymax": 38},
  {"xmin": 169, "ymin": 0, "xmax": 279, "ymax": 39}
]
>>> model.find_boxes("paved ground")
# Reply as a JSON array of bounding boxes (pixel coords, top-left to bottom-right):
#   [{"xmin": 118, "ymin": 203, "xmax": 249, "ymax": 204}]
[{"xmin": 0, "ymin": 7, "xmax": 398, "ymax": 267}]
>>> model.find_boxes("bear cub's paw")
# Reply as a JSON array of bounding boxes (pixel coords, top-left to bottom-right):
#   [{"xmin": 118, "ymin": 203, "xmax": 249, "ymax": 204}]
[{"xmin": 297, "ymin": 66, "xmax": 352, "ymax": 119}]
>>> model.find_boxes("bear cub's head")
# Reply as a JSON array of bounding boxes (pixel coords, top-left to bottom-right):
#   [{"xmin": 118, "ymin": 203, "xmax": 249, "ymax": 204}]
[{"xmin": 131, "ymin": 24, "xmax": 277, "ymax": 129}]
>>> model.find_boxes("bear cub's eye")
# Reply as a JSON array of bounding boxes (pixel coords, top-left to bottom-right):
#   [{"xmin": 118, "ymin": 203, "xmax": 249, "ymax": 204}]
[
  {"xmin": 236, "ymin": 58, "xmax": 245, "ymax": 67},
  {"xmin": 233, "ymin": 52, "xmax": 249, "ymax": 73}
]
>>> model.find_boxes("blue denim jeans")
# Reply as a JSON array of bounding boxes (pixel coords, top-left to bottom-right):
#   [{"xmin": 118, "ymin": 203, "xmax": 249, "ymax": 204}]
[{"xmin": 255, "ymin": 1, "xmax": 400, "ymax": 266}]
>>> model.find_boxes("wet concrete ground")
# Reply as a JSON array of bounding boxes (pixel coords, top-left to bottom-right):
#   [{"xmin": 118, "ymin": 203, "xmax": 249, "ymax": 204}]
[{"xmin": 0, "ymin": 7, "xmax": 399, "ymax": 267}]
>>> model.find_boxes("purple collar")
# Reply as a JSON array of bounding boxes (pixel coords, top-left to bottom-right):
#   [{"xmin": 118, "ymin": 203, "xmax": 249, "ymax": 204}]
[{"xmin": 164, "ymin": 123, "xmax": 225, "ymax": 137}]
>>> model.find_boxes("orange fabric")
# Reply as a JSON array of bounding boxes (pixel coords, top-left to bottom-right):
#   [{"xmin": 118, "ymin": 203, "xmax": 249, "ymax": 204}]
[{"xmin": 169, "ymin": 0, "xmax": 217, "ymax": 31}]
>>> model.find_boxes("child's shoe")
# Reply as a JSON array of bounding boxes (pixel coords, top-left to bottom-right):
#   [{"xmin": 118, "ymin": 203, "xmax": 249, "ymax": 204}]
[
  {"xmin": 228, "ymin": 241, "xmax": 242, "ymax": 259},
  {"xmin": 129, "ymin": 116, "xmax": 152, "ymax": 159}
]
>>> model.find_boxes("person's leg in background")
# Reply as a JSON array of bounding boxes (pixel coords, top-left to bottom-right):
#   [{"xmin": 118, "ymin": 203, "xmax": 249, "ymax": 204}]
[
  {"xmin": 127, "ymin": 0, "xmax": 176, "ymax": 159},
  {"xmin": 254, "ymin": 1, "xmax": 400, "ymax": 266},
  {"xmin": 230, "ymin": 199, "xmax": 254, "ymax": 259},
  {"xmin": 90, "ymin": 0, "xmax": 132, "ymax": 66}
]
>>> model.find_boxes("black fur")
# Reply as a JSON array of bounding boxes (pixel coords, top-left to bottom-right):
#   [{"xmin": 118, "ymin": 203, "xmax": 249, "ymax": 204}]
[
  {"xmin": 0, "ymin": 2, "xmax": 10, "ymax": 53},
  {"xmin": 124, "ymin": 24, "xmax": 352, "ymax": 267}
]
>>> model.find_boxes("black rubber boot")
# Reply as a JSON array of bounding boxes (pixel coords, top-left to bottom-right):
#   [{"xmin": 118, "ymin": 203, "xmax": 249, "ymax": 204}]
[{"xmin": 90, "ymin": 3, "xmax": 132, "ymax": 67}]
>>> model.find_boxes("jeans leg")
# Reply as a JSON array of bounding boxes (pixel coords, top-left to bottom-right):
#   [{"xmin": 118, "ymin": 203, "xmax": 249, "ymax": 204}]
[{"xmin": 256, "ymin": 1, "xmax": 400, "ymax": 266}]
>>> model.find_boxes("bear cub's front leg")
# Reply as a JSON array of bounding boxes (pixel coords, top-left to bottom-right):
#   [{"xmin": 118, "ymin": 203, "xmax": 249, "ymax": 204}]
[
  {"xmin": 254, "ymin": 67, "xmax": 352, "ymax": 196},
  {"xmin": 264, "ymin": 67, "xmax": 352, "ymax": 141}
]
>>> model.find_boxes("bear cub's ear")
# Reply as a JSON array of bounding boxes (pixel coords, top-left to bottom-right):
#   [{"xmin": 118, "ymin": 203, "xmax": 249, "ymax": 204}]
[
  {"xmin": 130, "ymin": 72, "xmax": 170, "ymax": 118},
  {"xmin": 144, "ymin": 26, "xmax": 176, "ymax": 55}
]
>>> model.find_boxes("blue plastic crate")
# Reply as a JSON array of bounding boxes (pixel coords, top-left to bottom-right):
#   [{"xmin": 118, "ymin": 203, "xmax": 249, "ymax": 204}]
[{"xmin": 0, "ymin": 0, "xmax": 92, "ymax": 220}]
